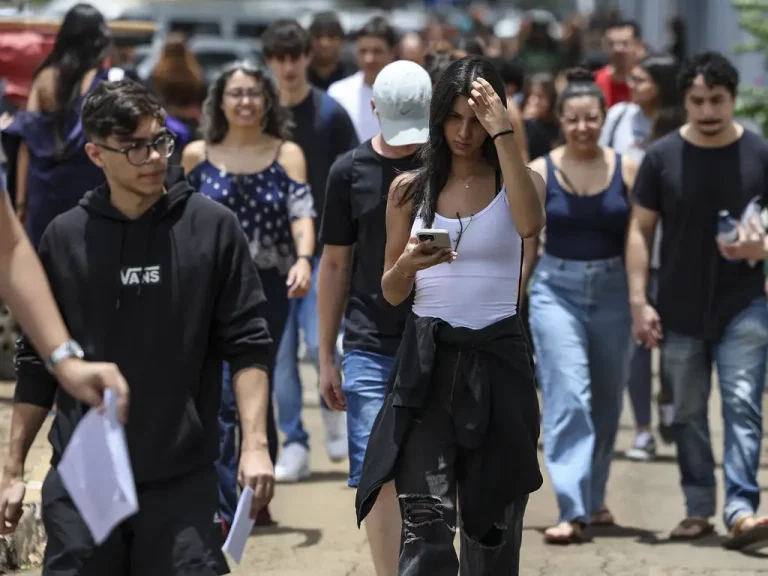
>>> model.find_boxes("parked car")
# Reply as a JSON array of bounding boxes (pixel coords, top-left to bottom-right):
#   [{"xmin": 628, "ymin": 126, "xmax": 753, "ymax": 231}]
[{"xmin": 116, "ymin": 0, "xmax": 304, "ymax": 41}]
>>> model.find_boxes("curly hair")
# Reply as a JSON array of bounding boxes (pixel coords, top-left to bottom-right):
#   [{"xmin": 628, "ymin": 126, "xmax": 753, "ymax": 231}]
[{"xmin": 200, "ymin": 60, "xmax": 293, "ymax": 144}]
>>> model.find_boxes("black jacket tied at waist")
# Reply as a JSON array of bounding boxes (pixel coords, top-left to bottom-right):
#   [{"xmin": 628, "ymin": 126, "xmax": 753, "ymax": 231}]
[{"xmin": 355, "ymin": 312, "xmax": 543, "ymax": 541}]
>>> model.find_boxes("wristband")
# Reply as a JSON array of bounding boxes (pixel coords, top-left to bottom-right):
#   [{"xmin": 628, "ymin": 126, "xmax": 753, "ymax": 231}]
[
  {"xmin": 492, "ymin": 129, "xmax": 515, "ymax": 141},
  {"xmin": 297, "ymin": 255, "xmax": 314, "ymax": 269}
]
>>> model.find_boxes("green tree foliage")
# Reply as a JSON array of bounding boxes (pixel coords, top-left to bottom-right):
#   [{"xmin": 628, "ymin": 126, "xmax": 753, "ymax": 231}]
[{"xmin": 733, "ymin": 0, "xmax": 768, "ymax": 136}]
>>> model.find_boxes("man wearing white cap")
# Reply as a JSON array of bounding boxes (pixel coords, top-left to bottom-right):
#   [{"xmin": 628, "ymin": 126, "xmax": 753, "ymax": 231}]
[{"xmin": 317, "ymin": 60, "xmax": 431, "ymax": 576}]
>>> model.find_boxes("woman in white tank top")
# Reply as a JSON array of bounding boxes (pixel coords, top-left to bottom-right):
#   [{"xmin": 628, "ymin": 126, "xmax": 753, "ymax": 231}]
[{"xmin": 354, "ymin": 55, "xmax": 546, "ymax": 576}]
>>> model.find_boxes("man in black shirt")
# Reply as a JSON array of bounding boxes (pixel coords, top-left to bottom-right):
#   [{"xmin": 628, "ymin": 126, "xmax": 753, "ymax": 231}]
[
  {"xmin": 627, "ymin": 52, "xmax": 768, "ymax": 548},
  {"xmin": 307, "ymin": 11, "xmax": 358, "ymax": 92},
  {"xmin": 318, "ymin": 60, "xmax": 431, "ymax": 576},
  {"xmin": 262, "ymin": 19, "xmax": 359, "ymax": 483}
]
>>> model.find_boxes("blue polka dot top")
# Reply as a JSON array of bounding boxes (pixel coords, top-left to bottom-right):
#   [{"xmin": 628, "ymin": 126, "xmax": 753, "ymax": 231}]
[{"xmin": 187, "ymin": 152, "xmax": 314, "ymax": 276}]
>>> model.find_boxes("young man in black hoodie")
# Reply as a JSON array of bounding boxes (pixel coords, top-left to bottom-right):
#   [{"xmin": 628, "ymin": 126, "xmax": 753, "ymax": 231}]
[{"xmin": 0, "ymin": 80, "xmax": 275, "ymax": 575}]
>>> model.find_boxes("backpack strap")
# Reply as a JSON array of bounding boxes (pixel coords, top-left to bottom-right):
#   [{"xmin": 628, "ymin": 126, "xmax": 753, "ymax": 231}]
[{"xmin": 606, "ymin": 103, "xmax": 630, "ymax": 149}]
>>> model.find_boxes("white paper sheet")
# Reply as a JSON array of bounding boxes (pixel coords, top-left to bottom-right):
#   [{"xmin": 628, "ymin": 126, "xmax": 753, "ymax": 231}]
[
  {"xmin": 57, "ymin": 389, "xmax": 139, "ymax": 545},
  {"xmin": 221, "ymin": 486, "xmax": 255, "ymax": 564}
]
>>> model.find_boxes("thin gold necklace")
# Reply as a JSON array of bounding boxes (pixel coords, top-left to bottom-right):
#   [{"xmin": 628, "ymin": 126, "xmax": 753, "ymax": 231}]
[{"xmin": 455, "ymin": 175, "xmax": 476, "ymax": 189}]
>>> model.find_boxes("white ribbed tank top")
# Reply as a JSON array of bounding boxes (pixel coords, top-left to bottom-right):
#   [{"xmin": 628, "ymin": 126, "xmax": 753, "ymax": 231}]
[{"xmin": 411, "ymin": 189, "xmax": 523, "ymax": 330}]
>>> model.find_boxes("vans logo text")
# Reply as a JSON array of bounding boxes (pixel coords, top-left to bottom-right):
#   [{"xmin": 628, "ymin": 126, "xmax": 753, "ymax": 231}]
[{"xmin": 120, "ymin": 266, "xmax": 161, "ymax": 286}]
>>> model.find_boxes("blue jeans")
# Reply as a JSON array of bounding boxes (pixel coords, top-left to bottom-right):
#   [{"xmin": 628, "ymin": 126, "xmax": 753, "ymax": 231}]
[
  {"xmin": 626, "ymin": 270, "xmax": 659, "ymax": 429},
  {"xmin": 341, "ymin": 350, "xmax": 395, "ymax": 488},
  {"xmin": 661, "ymin": 297, "xmax": 768, "ymax": 529},
  {"xmin": 273, "ymin": 257, "xmax": 330, "ymax": 449},
  {"xmin": 529, "ymin": 254, "xmax": 633, "ymax": 524}
]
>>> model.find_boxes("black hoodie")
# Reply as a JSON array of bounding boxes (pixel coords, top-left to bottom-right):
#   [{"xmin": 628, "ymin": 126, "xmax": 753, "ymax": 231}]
[{"xmin": 14, "ymin": 167, "xmax": 272, "ymax": 485}]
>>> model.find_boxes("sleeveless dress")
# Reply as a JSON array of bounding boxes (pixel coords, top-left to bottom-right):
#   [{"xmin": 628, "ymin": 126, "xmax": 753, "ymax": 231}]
[
  {"xmin": 1, "ymin": 70, "xmax": 107, "ymax": 248},
  {"xmin": 186, "ymin": 150, "xmax": 314, "ymax": 276}
]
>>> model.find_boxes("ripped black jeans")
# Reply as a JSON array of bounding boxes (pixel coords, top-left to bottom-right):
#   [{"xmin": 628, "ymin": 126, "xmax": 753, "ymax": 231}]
[{"xmin": 394, "ymin": 346, "xmax": 529, "ymax": 575}]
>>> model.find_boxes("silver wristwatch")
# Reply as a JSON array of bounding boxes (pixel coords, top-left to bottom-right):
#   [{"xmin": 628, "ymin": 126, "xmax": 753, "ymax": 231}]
[{"xmin": 46, "ymin": 340, "xmax": 85, "ymax": 374}]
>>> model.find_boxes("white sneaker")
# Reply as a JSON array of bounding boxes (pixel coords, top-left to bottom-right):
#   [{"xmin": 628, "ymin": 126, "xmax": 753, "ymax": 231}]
[
  {"xmin": 321, "ymin": 408, "xmax": 348, "ymax": 462},
  {"xmin": 274, "ymin": 443, "xmax": 310, "ymax": 483}
]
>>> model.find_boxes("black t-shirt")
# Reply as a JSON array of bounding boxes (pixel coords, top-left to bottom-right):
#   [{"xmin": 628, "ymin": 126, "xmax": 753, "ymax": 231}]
[
  {"xmin": 319, "ymin": 140, "xmax": 419, "ymax": 356},
  {"xmin": 633, "ymin": 129, "xmax": 768, "ymax": 340},
  {"xmin": 308, "ymin": 60, "xmax": 358, "ymax": 92},
  {"xmin": 290, "ymin": 87, "xmax": 359, "ymax": 256}
]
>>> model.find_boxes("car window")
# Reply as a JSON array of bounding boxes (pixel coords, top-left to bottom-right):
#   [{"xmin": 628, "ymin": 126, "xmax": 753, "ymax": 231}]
[
  {"xmin": 196, "ymin": 51, "xmax": 240, "ymax": 70},
  {"xmin": 235, "ymin": 23, "xmax": 269, "ymax": 38},
  {"xmin": 169, "ymin": 19, "xmax": 220, "ymax": 36}
]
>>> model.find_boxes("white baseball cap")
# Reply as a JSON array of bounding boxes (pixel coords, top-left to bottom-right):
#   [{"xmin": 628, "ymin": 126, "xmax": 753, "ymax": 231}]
[{"xmin": 373, "ymin": 60, "xmax": 432, "ymax": 146}]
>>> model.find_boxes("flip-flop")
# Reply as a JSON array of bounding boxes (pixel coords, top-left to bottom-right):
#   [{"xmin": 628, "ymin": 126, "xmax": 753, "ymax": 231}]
[
  {"xmin": 591, "ymin": 508, "xmax": 615, "ymax": 526},
  {"xmin": 724, "ymin": 516, "xmax": 768, "ymax": 550},
  {"xmin": 544, "ymin": 521, "xmax": 584, "ymax": 545},
  {"xmin": 669, "ymin": 517, "xmax": 715, "ymax": 540}
]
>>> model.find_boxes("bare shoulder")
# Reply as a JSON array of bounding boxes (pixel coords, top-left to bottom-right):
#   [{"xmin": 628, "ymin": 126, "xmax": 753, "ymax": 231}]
[
  {"xmin": 278, "ymin": 140, "xmax": 307, "ymax": 182},
  {"xmin": 181, "ymin": 139, "xmax": 206, "ymax": 173},
  {"xmin": 527, "ymin": 167, "xmax": 545, "ymax": 189},
  {"xmin": 527, "ymin": 155, "xmax": 548, "ymax": 183},
  {"xmin": 182, "ymin": 139, "xmax": 206, "ymax": 162},
  {"xmin": 388, "ymin": 171, "xmax": 417, "ymax": 205},
  {"xmin": 32, "ymin": 67, "xmax": 57, "ymax": 111},
  {"xmin": 620, "ymin": 152, "xmax": 640, "ymax": 190}
]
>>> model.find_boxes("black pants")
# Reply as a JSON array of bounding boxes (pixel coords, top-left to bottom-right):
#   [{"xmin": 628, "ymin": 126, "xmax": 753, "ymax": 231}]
[
  {"xmin": 42, "ymin": 465, "xmax": 228, "ymax": 576},
  {"xmin": 394, "ymin": 347, "xmax": 529, "ymax": 576}
]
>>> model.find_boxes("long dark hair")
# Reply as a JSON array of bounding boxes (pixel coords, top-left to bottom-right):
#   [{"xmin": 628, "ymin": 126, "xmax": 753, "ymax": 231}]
[
  {"xmin": 399, "ymin": 55, "xmax": 506, "ymax": 228},
  {"xmin": 200, "ymin": 60, "xmax": 293, "ymax": 144},
  {"xmin": 637, "ymin": 54, "xmax": 684, "ymax": 141},
  {"xmin": 34, "ymin": 3, "xmax": 110, "ymax": 153}
]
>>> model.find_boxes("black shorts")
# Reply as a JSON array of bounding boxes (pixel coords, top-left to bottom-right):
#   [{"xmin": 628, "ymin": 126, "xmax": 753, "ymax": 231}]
[{"xmin": 41, "ymin": 465, "xmax": 229, "ymax": 576}]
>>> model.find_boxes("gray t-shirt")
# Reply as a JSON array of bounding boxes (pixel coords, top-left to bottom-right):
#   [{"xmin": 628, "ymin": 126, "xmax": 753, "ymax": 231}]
[{"xmin": 600, "ymin": 102, "xmax": 661, "ymax": 270}]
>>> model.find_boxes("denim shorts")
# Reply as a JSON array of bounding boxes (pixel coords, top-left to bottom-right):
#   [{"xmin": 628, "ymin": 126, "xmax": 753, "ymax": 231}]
[{"xmin": 341, "ymin": 349, "xmax": 395, "ymax": 488}]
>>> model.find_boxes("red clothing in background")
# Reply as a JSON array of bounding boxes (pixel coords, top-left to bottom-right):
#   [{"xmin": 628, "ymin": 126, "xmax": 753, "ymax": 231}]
[
  {"xmin": 595, "ymin": 66, "xmax": 630, "ymax": 109},
  {"xmin": 0, "ymin": 31, "xmax": 54, "ymax": 108}
]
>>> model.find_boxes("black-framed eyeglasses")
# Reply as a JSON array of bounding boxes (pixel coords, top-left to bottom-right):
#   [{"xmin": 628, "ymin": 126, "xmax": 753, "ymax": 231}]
[
  {"xmin": 95, "ymin": 131, "xmax": 176, "ymax": 166},
  {"xmin": 453, "ymin": 212, "xmax": 473, "ymax": 257}
]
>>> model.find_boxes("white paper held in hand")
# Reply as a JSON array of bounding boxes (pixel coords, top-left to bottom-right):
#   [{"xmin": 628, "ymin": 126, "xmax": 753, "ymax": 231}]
[
  {"xmin": 57, "ymin": 389, "xmax": 139, "ymax": 545},
  {"xmin": 221, "ymin": 486, "xmax": 255, "ymax": 564}
]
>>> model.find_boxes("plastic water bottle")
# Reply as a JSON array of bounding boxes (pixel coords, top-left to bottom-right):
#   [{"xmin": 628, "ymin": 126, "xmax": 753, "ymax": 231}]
[{"xmin": 716, "ymin": 210, "xmax": 739, "ymax": 244}]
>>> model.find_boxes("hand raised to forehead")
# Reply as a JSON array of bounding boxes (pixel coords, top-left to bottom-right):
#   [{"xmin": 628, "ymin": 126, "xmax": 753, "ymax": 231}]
[{"xmin": 467, "ymin": 78, "xmax": 512, "ymax": 137}]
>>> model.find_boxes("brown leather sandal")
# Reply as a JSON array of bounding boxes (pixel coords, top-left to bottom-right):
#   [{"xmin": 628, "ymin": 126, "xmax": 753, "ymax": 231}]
[
  {"xmin": 724, "ymin": 515, "xmax": 768, "ymax": 550},
  {"xmin": 591, "ymin": 508, "xmax": 615, "ymax": 526},
  {"xmin": 669, "ymin": 517, "xmax": 715, "ymax": 540}
]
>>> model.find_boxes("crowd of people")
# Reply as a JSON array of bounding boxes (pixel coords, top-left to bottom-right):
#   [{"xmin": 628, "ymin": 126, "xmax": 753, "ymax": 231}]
[{"xmin": 0, "ymin": 2, "xmax": 766, "ymax": 575}]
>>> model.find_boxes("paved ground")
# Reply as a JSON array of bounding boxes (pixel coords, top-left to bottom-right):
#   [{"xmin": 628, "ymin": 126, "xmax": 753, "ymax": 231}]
[{"xmin": 4, "ymin": 360, "xmax": 768, "ymax": 575}]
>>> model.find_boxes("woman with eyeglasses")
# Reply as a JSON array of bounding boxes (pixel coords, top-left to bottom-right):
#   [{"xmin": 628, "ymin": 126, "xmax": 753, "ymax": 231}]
[
  {"xmin": 181, "ymin": 61, "xmax": 315, "ymax": 530},
  {"xmin": 1, "ymin": 3, "xmax": 111, "ymax": 249},
  {"xmin": 599, "ymin": 54, "xmax": 683, "ymax": 462},
  {"xmin": 527, "ymin": 68, "xmax": 640, "ymax": 545},
  {"xmin": 356, "ymin": 55, "xmax": 545, "ymax": 575}
]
